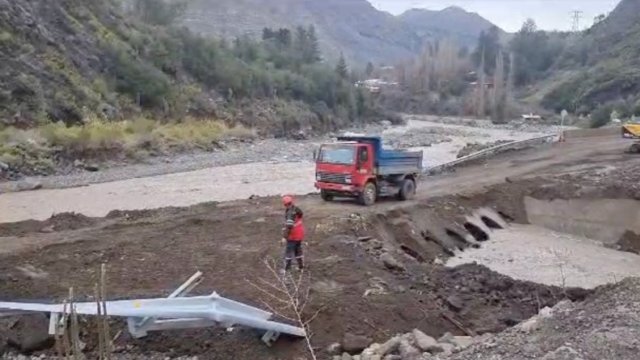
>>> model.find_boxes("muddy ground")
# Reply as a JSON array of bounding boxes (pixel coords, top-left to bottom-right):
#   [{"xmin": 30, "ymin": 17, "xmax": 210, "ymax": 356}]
[{"xmin": 0, "ymin": 135, "xmax": 639, "ymax": 359}]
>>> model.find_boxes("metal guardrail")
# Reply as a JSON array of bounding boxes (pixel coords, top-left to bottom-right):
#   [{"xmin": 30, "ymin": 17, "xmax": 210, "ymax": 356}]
[{"xmin": 424, "ymin": 134, "xmax": 557, "ymax": 175}]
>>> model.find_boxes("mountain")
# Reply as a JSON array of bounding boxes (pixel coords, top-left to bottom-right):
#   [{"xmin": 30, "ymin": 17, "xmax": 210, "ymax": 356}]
[
  {"xmin": 182, "ymin": 0, "xmax": 502, "ymax": 65},
  {"xmin": 540, "ymin": 0, "xmax": 640, "ymax": 114},
  {"xmin": 398, "ymin": 6, "xmax": 504, "ymax": 49}
]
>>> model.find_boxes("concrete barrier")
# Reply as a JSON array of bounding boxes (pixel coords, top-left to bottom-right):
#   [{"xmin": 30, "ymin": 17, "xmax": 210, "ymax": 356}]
[
  {"xmin": 563, "ymin": 127, "xmax": 619, "ymax": 139},
  {"xmin": 425, "ymin": 134, "xmax": 556, "ymax": 175}
]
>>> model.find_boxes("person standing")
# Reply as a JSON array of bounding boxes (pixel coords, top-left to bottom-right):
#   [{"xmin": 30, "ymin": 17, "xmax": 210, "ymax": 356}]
[{"xmin": 281, "ymin": 195, "xmax": 305, "ymax": 272}]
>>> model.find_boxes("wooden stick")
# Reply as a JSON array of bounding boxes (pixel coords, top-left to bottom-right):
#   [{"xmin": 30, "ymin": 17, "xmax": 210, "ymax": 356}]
[
  {"xmin": 100, "ymin": 264, "xmax": 111, "ymax": 358},
  {"xmin": 441, "ymin": 312, "xmax": 476, "ymax": 336},
  {"xmin": 69, "ymin": 287, "xmax": 82, "ymax": 359},
  {"xmin": 95, "ymin": 284, "xmax": 105, "ymax": 360},
  {"xmin": 61, "ymin": 300, "xmax": 71, "ymax": 360}
]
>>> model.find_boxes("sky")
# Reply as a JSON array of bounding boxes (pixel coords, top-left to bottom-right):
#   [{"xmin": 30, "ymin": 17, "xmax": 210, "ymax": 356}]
[{"xmin": 369, "ymin": 0, "xmax": 621, "ymax": 32}]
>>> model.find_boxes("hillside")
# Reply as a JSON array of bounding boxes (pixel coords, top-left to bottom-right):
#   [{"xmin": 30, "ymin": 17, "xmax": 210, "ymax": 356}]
[
  {"xmin": 0, "ymin": 0, "xmax": 388, "ymax": 178},
  {"xmin": 540, "ymin": 0, "xmax": 640, "ymax": 115},
  {"xmin": 399, "ymin": 6, "xmax": 503, "ymax": 49},
  {"xmin": 182, "ymin": 0, "xmax": 501, "ymax": 65}
]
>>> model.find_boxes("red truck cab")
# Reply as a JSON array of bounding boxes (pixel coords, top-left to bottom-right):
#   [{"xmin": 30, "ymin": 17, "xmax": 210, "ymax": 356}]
[{"xmin": 314, "ymin": 136, "xmax": 423, "ymax": 205}]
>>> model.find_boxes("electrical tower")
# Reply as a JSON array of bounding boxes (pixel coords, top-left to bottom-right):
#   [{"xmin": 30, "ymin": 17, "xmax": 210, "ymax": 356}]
[{"xmin": 570, "ymin": 10, "xmax": 584, "ymax": 32}]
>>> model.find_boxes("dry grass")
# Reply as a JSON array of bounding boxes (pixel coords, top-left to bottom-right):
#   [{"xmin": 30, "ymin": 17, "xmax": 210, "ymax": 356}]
[{"xmin": 0, "ymin": 117, "xmax": 257, "ymax": 170}]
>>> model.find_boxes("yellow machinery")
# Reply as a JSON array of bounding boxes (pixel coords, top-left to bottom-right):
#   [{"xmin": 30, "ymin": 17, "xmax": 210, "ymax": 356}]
[{"xmin": 622, "ymin": 123, "xmax": 640, "ymax": 153}]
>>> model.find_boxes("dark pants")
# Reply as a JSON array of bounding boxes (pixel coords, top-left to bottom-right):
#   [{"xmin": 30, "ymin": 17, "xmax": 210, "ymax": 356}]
[{"xmin": 284, "ymin": 240, "xmax": 304, "ymax": 271}]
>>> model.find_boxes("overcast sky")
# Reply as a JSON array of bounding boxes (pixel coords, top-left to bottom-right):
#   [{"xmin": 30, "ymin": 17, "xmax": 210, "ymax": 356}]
[{"xmin": 369, "ymin": 0, "xmax": 621, "ymax": 32}]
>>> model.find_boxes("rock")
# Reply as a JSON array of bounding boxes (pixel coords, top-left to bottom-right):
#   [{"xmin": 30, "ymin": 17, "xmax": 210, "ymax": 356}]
[
  {"xmin": 446, "ymin": 295, "xmax": 464, "ymax": 311},
  {"xmin": 380, "ymin": 253, "xmax": 406, "ymax": 271},
  {"xmin": 84, "ymin": 164, "xmax": 99, "ymax": 172},
  {"xmin": 342, "ymin": 333, "xmax": 372, "ymax": 354},
  {"xmin": 383, "ymin": 356, "xmax": 401, "ymax": 360},
  {"xmin": 438, "ymin": 332, "xmax": 454, "ymax": 344},
  {"xmin": 39, "ymin": 226, "xmax": 55, "ymax": 233},
  {"xmin": 412, "ymin": 329, "xmax": 440, "ymax": 353},
  {"xmin": 327, "ymin": 342, "xmax": 342, "ymax": 355},
  {"xmin": 7, "ymin": 314, "xmax": 54, "ymax": 353},
  {"xmin": 358, "ymin": 236, "xmax": 373, "ymax": 242},
  {"xmin": 451, "ymin": 336, "xmax": 474, "ymax": 349},
  {"xmin": 17, "ymin": 180, "xmax": 43, "ymax": 192},
  {"xmin": 341, "ymin": 353, "xmax": 354, "ymax": 360},
  {"xmin": 377, "ymin": 336, "xmax": 401, "ymax": 356},
  {"xmin": 73, "ymin": 159, "xmax": 85, "ymax": 168},
  {"xmin": 440, "ymin": 343, "xmax": 455, "ymax": 355},
  {"xmin": 398, "ymin": 339, "xmax": 422, "ymax": 360}
]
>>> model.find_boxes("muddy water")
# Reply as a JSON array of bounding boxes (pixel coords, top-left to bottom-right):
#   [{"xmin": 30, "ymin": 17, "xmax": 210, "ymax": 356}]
[
  {"xmin": 0, "ymin": 119, "xmax": 554, "ymax": 222},
  {"xmin": 446, "ymin": 224, "xmax": 640, "ymax": 289}
]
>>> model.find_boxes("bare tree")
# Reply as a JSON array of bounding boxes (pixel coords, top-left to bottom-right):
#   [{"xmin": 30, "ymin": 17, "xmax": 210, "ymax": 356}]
[
  {"xmin": 477, "ymin": 47, "xmax": 486, "ymax": 118},
  {"xmin": 492, "ymin": 50, "xmax": 506, "ymax": 123},
  {"xmin": 247, "ymin": 259, "xmax": 324, "ymax": 360}
]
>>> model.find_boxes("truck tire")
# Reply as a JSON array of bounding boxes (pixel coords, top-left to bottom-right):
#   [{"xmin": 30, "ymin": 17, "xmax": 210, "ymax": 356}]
[
  {"xmin": 320, "ymin": 190, "xmax": 333, "ymax": 202},
  {"xmin": 398, "ymin": 178, "xmax": 416, "ymax": 201},
  {"xmin": 359, "ymin": 182, "xmax": 377, "ymax": 206}
]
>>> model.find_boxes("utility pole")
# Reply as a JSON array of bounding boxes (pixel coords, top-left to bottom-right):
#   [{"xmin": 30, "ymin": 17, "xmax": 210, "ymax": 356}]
[{"xmin": 570, "ymin": 10, "xmax": 584, "ymax": 32}]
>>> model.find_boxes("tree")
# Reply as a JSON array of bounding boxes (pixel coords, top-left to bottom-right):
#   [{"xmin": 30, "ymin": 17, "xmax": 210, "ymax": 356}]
[
  {"xmin": 132, "ymin": 0, "xmax": 188, "ymax": 26},
  {"xmin": 365, "ymin": 62, "xmax": 374, "ymax": 77},
  {"xmin": 335, "ymin": 54, "xmax": 348, "ymax": 79},
  {"xmin": 492, "ymin": 50, "xmax": 506, "ymax": 123},
  {"xmin": 472, "ymin": 26, "xmax": 501, "ymax": 75},
  {"xmin": 305, "ymin": 25, "xmax": 321, "ymax": 63},
  {"xmin": 476, "ymin": 47, "xmax": 486, "ymax": 118}
]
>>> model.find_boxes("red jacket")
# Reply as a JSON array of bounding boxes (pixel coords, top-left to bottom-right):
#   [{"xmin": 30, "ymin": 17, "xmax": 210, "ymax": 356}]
[{"xmin": 283, "ymin": 205, "xmax": 305, "ymax": 241}]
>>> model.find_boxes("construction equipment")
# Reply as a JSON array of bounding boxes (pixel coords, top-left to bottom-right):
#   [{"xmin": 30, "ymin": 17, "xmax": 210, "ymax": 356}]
[
  {"xmin": 314, "ymin": 136, "xmax": 423, "ymax": 206},
  {"xmin": 622, "ymin": 123, "xmax": 640, "ymax": 153},
  {"xmin": 0, "ymin": 272, "xmax": 305, "ymax": 346}
]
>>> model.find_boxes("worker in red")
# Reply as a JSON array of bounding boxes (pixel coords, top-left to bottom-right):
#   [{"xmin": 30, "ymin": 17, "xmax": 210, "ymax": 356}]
[{"xmin": 281, "ymin": 195, "xmax": 305, "ymax": 272}]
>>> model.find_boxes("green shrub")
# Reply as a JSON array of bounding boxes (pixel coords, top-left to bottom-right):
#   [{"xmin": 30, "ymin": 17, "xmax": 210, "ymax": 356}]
[{"xmin": 590, "ymin": 104, "xmax": 614, "ymax": 128}]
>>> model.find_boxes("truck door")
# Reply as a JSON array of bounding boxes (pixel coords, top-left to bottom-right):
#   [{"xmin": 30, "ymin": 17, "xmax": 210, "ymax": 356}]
[{"xmin": 356, "ymin": 145, "xmax": 373, "ymax": 176}]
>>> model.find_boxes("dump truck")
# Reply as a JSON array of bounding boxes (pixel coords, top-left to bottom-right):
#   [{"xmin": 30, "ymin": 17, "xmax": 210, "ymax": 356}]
[
  {"xmin": 314, "ymin": 136, "xmax": 423, "ymax": 205},
  {"xmin": 622, "ymin": 123, "xmax": 640, "ymax": 153}
]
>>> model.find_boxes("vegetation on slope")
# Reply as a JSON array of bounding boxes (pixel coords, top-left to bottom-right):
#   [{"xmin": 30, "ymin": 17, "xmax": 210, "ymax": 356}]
[{"xmin": 0, "ymin": 0, "xmax": 387, "ymax": 176}]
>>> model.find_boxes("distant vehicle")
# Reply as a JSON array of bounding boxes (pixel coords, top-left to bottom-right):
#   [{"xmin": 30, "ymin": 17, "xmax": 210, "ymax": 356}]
[
  {"xmin": 314, "ymin": 136, "xmax": 423, "ymax": 205},
  {"xmin": 622, "ymin": 123, "xmax": 640, "ymax": 153}
]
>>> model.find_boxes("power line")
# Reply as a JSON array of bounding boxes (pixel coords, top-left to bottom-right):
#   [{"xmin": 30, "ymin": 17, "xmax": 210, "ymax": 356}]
[{"xmin": 570, "ymin": 10, "xmax": 584, "ymax": 32}]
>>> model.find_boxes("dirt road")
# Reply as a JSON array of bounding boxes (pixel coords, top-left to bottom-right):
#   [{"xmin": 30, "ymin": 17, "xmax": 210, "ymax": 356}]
[{"xmin": 0, "ymin": 134, "xmax": 638, "ymax": 359}]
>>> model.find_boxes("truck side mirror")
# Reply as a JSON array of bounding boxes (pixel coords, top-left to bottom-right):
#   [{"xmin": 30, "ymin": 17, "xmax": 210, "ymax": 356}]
[{"xmin": 312, "ymin": 150, "xmax": 317, "ymax": 161}]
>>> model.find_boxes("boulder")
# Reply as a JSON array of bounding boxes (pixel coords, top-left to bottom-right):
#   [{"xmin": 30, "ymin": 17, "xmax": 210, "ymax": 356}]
[
  {"xmin": 377, "ymin": 336, "xmax": 401, "ymax": 356},
  {"xmin": 342, "ymin": 333, "xmax": 372, "ymax": 354},
  {"xmin": 327, "ymin": 342, "xmax": 342, "ymax": 355},
  {"xmin": 380, "ymin": 253, "xmax": 406, "ymax": 271},
  {"xmin": 412, "ymin": 329, "xmax": 441, "ymax": 353},
  {"xmin": 341, "ymin": 353, "xmax": 353, "ymax": 360},
  {"xmin": 438, "ymin": 332, "xmax": 454, "ymax": 343},
  {"xmin": 446, "ymin": 295, "xmax": 464, "ymax": 312},
  {"xmin": 383, "ymin": 355, "xmax": 401, "ymax": 360},
  {"xmin": 398, "ymin": 339, "xmax": 422, "ymax": 360},
  {"xmin": 7, "ymin": 314, "xmax": 54, "ymax": 353},
  {"xmin": 440, "ymin": 343, "xmax": 455, "ymax": 355},
  {"xmin": 451, "ymin": 336, "xmax": 474, "ymax": 349}
]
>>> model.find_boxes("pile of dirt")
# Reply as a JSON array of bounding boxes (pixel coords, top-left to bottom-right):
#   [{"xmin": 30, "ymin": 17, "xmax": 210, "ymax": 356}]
[
  {"xmin": 424, "ymin": 264, "xmax": 591, "ymax": 334},
  {"xmin": 447, "ymin": 277, "xmax": 640, "ymax": 360},
  {"xmin": 0, "ymin": 212, "xmax": 98, "ymax": 237},
  {"xmin": 615, "ymin": 230, "xmax": 640, "ymax": 254}
]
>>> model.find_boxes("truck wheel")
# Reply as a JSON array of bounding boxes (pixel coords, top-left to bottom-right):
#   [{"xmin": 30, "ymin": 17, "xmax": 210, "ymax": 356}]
[
  {"xmin": 359, "ymin": 182, "xmax": 377, "ymax": 206},
  {"xmin": 398, "ymin": 178, "xmax": 416, "ymax": 201},
  {"xmin": 320, "ymin": 190, "xmax": 333, "ymax": 202},
  {"xmin": 630, "ymin": 143, "xmax": 640, "ymax": 154}
]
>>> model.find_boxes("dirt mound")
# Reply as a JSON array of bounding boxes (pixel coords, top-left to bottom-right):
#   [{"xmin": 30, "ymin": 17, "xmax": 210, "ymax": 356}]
[
  {"xmin": 615, "ymin": 230, "xmax": 640, "ymax": 254},
  {"xmin": 448, "ymin": 277, "xmax": 640, "ymax": 360},
  {"xmin": 425, "ymin": 264, "xmax": 591, "ymax": 334},
  {"xmin": 0, "ymin": 212, "xmax": 98, "ymax": 237},
  {"xmin": 456, "ymin": 140, "xmax": 513, "ymax": 159}
]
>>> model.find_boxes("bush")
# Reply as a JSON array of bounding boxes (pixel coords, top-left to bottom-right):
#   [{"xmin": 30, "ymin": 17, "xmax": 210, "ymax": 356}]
[{"xmin": 590, "ymin": 104, "xmax": 614, "ymax": 128}]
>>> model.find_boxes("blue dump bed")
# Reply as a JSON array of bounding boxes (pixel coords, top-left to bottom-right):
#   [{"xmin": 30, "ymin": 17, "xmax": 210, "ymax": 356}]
[{"xmin": 337, "ymin": 136, "xmax": 423, "ymax": 176}]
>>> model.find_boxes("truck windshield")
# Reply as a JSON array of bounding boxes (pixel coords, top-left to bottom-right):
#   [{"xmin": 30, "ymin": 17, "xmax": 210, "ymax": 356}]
[{"xmin": 318, "ymin": 145, "xmax": 355, "ymax": 165}]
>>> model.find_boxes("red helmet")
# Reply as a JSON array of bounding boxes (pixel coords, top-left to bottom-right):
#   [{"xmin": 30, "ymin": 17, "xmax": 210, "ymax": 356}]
[{"xmin": 282, "ymin": 195, "xmax": 294, "ymax": 206}]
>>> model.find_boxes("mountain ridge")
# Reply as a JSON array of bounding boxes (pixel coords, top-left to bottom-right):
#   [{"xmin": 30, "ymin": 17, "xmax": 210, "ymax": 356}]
[{"xmin": 182, "ymin": 0, "xmax": 504, "ymax": 65}]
